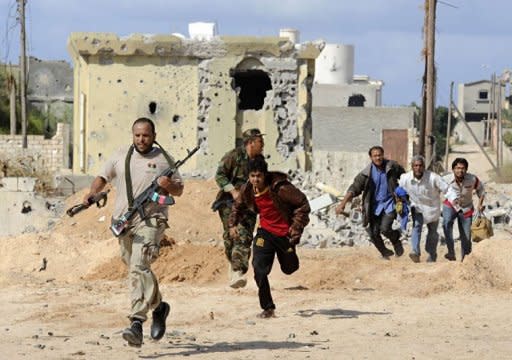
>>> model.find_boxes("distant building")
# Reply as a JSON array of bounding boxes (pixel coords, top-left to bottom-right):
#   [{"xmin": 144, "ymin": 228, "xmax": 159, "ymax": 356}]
[
  {"xmin": 310, "ymin": 43, "xmax": 414, "ymax": 192},
  {"xmin": 455, "ymin": 79, "xmax": 506, "ymax": 145},
  {"xmin": 27, "ymin": 57, "xmax": 73, "ymax": 136},
  {"xmin": 457, "ymin": 80, "xmax": 505, "ymax": 122},
  {"xmin": 313, "ymin": 44, "xmax": 383, "ymax": 108}
]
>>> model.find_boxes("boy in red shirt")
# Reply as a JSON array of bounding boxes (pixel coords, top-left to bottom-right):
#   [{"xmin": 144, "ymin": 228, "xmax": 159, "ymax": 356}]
[{"xmin": 229, "ymin": 155, "xmax": 310, "ymax": 318}]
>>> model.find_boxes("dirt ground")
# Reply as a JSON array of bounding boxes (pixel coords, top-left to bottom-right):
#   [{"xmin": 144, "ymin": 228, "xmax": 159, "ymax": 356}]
[{"xmin": 1, "ymin": 148, "xmax": 512, "ymax": 360}]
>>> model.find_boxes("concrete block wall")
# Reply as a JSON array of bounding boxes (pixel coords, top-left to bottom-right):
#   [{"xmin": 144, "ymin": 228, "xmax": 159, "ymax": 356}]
[
  {"xmin": 312, "ymin": 150, "xmax": 369, "ymax": 194},
  {"xmin": 312, "ymin": 83, "xmax": 381, "ymax": 108},
  {"xmin": 312, "ymin": 107, "xmax": 414, "ymax": 152},
  {"xmin": 452, "ymin": 120, "xmax": 485, "ymax": 145},
  {"xmin": 311, "ymin": 106, "xmax": 415, "ymax": 193},
  {"xmin": 0, "ymin": 123, "xmax": 70, "ymax": 172},
  {"xmin": 0, "ymin": 177, "xmax": 36, "ymax": 192}
]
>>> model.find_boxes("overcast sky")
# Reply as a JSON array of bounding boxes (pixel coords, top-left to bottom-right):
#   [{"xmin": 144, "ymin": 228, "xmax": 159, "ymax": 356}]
[{"xmin": 1, "ymin": 0, "xmax": 510, "ymax": 106}]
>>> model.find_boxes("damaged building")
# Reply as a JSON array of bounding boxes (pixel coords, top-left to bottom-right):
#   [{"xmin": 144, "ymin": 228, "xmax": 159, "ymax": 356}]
[
  {"xmin": 311, "ymin": 43, "xmax": 416, "ymax": 193},
  {"xmin": 67, "ymin": 25, "xmax": 323, "ymax": 175}
]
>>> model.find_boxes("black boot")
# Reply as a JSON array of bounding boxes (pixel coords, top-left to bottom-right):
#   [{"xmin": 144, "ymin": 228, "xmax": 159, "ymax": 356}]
[
  {"xmin": 379, "ymin": 247, "xmax": 394, "ymax": 258},
  {"xmin": 151, "ymin": 301, "xmax": 170, "ymax": 340},
  {"xmin": 371, "ymin": 236, "xmax": 394, "ymax": 258},
  {"xmin": 392, "ymin": 241, "xmax": 404, "ymax": 257},
  {"xmin": 122, "ymin": 319, "xmax": 143, "ymax": 347}
]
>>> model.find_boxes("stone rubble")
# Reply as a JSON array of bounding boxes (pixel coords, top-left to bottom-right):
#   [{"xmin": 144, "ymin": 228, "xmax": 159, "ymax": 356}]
[{"xmin": 287, "ymin": 169, "xmax": 512, "ymax": 250}]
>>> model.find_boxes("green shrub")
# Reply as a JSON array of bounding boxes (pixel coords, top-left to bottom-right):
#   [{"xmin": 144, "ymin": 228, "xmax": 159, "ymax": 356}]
[{"xmin": 504, "ymin": 131, "xmax": 512, "ymax": 147}]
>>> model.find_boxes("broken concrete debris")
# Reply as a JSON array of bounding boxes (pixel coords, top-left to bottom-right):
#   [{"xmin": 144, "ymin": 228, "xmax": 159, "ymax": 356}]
[{"xmin": 289, "ymin": 169, "xmax": 512, "ymax": 249}]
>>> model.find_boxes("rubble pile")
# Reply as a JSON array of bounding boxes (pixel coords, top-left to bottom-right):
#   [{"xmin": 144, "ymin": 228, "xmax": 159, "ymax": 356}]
[
  {"xmin": 287, "ymin": 169, "xmax": 512, "ymax": 250},
  {"xmin": 287, "ymin": 169, "xmax": 372, "ymax": 249}
]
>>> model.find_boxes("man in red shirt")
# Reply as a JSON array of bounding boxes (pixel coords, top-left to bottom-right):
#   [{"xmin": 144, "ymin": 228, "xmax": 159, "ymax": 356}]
[{"xmin": 228, "ymin": 155, "xmax": 310, "ymax": 318}]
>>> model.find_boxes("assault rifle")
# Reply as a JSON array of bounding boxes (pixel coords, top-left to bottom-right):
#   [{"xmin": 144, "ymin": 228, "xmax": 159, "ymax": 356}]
[
  {"xmin": 66, "ymin": 190, "xmax": 110, "ymax": 217},
  {"xmin": 110, "ymin": 144, "xmax": 200, "ymax": 237}
]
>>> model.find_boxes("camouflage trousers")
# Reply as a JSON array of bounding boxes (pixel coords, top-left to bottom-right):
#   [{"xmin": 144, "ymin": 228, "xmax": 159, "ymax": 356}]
[
  {"xmin": 217, "ymin": 205, "xmax": 257, "ymax": 274},
  {"xmin": 118, "ymin": 217, "xmax": 167, "ymax": 322}
]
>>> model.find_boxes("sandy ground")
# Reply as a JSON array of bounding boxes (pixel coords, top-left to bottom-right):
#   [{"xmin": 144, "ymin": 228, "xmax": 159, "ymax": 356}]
[{"xmin": 1, "ymin": 148, "xmax": 512, "ymax": 360}]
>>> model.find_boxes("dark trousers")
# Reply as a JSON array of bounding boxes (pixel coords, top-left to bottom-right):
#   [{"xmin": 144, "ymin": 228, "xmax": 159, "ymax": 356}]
[
  {"xmin": 252, "ymin": 228, "xmax": 299, "ymax": 311},
  {"xmin": 368, "ymin": 211, "xmax": 400, "ymax": 254}
]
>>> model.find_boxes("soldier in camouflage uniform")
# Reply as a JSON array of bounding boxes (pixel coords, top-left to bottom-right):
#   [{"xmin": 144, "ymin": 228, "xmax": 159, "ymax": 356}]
[{"xmin": 212, "ymin": 128, "xmax": 264, "ymax": 288}]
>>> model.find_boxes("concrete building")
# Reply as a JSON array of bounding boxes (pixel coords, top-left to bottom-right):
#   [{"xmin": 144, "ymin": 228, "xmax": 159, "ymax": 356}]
[
  {"xmin": 312, "ymin": 107, "xmax": 416, "ymax": 192},
  {"xmin": 67, "ymin": 29, "xmax": 323, "ymax": 175},
  {"xmin": 457, "ymin": 80, "xmax": 505, "ymax": 122},
  {"xmin": 313, "ymin": 44, "xmax": 383, "ymax": 108},
  {"xmin": 455, "ymin": 79, "xmax": 506, "ymax": 145},
  {"xmin": 310, "ymin": 43, "xmax": 414, "ymax": 193}
]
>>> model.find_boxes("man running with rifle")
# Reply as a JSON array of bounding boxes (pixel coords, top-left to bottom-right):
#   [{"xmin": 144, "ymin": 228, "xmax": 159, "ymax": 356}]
[{"xmin": 83, "ymin": 117, "xmax": 185, "ymax": 347}]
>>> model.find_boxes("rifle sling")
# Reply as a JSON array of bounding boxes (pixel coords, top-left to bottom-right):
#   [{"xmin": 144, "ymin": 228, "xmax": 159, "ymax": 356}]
[{"xmin": 124, "ymin": 141, "xmax": 176, "ymax": 211}]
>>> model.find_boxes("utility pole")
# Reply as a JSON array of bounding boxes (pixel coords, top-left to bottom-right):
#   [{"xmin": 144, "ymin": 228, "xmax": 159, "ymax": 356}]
[
  {"xmin": 490, "ymin": 73, "xmax": 496, "ymax": 148},
  {"xmin": 497, "ymin": 78, "xmax": 503, "ymax": 168},
  {"xmin": 418, "ymin": 1, "xmax": 429, "ymax": 158},
  {"xmin": 444, "ymin": 81, "xmax": 453, "ymax": 171},
  {"xmin": 485, "ymin": 77, "xmax": 491, "ymax": 146},
  {"xmin": 18, "ymin": 0, "xmax": 28, "ymax": 148},
  {"xmin": 425, "ymin": 0, "xmax": 437, "ymax": 167}
]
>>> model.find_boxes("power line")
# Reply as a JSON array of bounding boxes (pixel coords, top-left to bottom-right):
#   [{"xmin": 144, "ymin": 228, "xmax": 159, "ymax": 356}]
[{"xmin": 438, "ymin": 0, "xmax": 458, "ymax": 9}]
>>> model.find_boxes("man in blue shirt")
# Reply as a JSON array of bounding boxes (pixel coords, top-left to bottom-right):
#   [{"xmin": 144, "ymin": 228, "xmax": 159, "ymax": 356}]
[{"xmin": 336, "ymin": 146, "xmax": 405, "ymax": 258}]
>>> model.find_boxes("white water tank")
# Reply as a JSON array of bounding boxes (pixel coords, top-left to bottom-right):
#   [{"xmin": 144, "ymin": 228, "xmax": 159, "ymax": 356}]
[
  {"xmin": 279, "ymin": 28, "xmax": 300, "ymax": 44},
  {"xmin": 188, "ymin": 22, "xmax": 218, "ymax": 40},
  {"xmin": 314, "ymin": 44, "xmax": 354, "ymax": 85}
]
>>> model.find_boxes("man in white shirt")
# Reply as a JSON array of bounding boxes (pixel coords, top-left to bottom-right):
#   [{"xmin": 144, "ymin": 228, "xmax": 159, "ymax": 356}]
[
  {"xmin": 442, "ymin": 157, "xmax": 485, "ymax": 261},
  {"xmin": 399, "ymin": 155, "xmax": 448, "ymax": 262}
]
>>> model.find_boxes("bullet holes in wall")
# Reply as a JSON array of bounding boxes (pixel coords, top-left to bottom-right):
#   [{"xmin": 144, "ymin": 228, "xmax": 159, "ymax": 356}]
[
  {"xmin": 149, "ymin": 102, "xmax": 157, "ymax": 114},
  {"xmin": 172, "ymin": 115, "xmax": 181, "ymax": 123},
  {"xmin": 21, "ymin": 201, "xmax": 32, "ymax": 214}
]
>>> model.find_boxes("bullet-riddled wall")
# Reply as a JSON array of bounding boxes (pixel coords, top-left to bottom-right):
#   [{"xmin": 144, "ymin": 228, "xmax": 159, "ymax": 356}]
[{"xmin": 67, "ymin": 33, "xmax": 322, "ymax": 175}]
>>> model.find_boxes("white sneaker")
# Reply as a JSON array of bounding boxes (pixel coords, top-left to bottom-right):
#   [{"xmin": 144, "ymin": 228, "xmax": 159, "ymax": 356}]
[{"xmin": 229, "ymin": 269, "xmax": 247, "ymax": 289}]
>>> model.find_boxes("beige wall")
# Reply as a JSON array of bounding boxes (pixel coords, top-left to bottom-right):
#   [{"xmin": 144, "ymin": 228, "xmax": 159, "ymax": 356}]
[{"xmin": 67, "ymin": 33, "xmax": 322, "ymax": 176}]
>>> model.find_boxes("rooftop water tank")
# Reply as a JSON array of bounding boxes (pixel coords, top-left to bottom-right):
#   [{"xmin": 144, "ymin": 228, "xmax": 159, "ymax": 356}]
[
  {"xmin": 188, "ymin": 22, "xmax": 217, "ymax": 40},
  {"xmin": 314, "ymin": 44, "xmax": 354, "ymax": 85},
  {"xmin": 279, "ymin": 28, "xmax": 300, "ymax": 44}
]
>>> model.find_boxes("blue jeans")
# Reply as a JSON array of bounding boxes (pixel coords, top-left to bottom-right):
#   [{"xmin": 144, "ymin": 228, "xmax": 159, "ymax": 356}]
[
  {"xmin": 442, "ymin": 204, "xmax": 472, "ymax": 259},
  {"xmin": 410, "ymin": 211, "xmax": 439, "ymax": 260}
]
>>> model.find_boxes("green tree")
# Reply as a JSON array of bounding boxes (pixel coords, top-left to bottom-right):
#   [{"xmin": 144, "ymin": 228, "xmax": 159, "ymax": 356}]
[
  {"xmin": 0, "ymin": 66, "xmax": 45, "ymax": 135},
  {"xmin": 0, "ymin": 68, "xmax": 11, "ymax": 131},
  {"xmin": 433, "ymin": 106, "xmax": 451, "ymax": 159},
  {"xmin": 414, "ymin": 104, "xmax": 455, "ymax": 163}
]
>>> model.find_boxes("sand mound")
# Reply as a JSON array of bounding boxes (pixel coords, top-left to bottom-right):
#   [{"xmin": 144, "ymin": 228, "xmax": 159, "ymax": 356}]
[
  {"xmin": 82, "ymin": 232, "xmax": 512, "ymax": 298},
  {"xmin": 57, "ymin": 179, "xmax": 223, "ymax": 243},
  {"xmin": 84, "ymin": 239, "xmax": 227, "ymax": 285},
  {"xmin": 1, "ymin": 179, "xmax": 511, "ymax": 298}
]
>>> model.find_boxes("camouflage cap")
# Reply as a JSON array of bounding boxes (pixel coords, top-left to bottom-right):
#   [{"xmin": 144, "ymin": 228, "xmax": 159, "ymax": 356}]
[{"xmin": 242, "ymin": 128, "xmax": 264, "ymax": 142}]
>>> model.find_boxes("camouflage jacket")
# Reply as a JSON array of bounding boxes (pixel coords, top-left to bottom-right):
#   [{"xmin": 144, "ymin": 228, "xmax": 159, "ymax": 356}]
[
  {"xmin": 212, "ymin": 147, "xmax": 250, "ymax": 209},
  {"xmin": 228, "ymin": 172, "xmax": 311, "ymax": 242}
]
